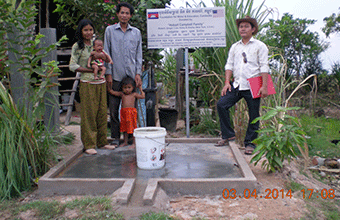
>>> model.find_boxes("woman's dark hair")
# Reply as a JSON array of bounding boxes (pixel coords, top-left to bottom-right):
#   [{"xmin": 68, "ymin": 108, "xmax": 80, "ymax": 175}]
[
  {"xmin": 116, "ymin": 2, "xmax": 134, "ymax": 14},
  {"xmin": 75, "ymin": 19, "xmax": 95, "ymax": 49},
  {"xmin": 120, "ymin": 76, "xmax": 136, "ymax": 92}
]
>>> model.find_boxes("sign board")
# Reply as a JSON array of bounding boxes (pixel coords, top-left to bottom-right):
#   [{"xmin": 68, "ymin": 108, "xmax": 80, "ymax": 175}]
[{"xmin": 147, "ymin": 7, "xmax": 226, "ymax": 49}]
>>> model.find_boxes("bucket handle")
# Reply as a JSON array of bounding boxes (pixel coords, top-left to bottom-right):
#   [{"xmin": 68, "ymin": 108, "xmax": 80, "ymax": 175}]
[{"xmin": 144, "ymin": 136, "xmax": 170, "ymax": 147}]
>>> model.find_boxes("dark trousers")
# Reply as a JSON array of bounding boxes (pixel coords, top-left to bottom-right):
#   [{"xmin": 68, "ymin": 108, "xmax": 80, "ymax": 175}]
[
  {"xmin": 217, "ymin": 85, "xmax": 261, "ymax": 147},
  {"xmin": 108, "ymin": 80, "xmax": 121, "ymax": 139}
]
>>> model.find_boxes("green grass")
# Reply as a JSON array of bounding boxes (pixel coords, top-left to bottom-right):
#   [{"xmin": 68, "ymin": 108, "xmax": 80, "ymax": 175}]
[
  {"xmin": 139, "ymin": 212, "xmax": 178, "ymax": 220},
  {"xmin": 0, "ymin": 196, "xmax": 124, "ymax": 220},
  {"xmin": 285, "ymin": 180, "xmax": 305, "ymax": 192},
  {"xmin": 191, "ymin": 109, "xmax": 220, "ymax": 136},
  {"xmin": 65, "ymin": 196, "xmax": 112, "ymax": 211},
  {"xmin": 300, "ymin": 114, "xmax": 340, "ymax": 158},
  {"xmin": 19, "ymin": 200, "xmax": 65, "ymax": 219},
  {"xmin": 68, "ymin": 121, "xmax": 80, "ymax": 125},
  {"xmin": 303, "ymin": 195, "xmax": 340, "ymax": 219},
  {"xmin": 0, "ymin": 197, "xmax": 181, "ymax": 219},
  {"xmin": 56, "ymin": 132, "xmax": 75, "ymax": 145},
  {"xmin": 284, "ymin": 180, "xmax": 340, "ymax": 219}
]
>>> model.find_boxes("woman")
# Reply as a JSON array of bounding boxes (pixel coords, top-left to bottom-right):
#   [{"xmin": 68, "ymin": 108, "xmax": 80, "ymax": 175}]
[{"xmin": 69, "ymin": 19, "xmax": 116, "ymax": 155}]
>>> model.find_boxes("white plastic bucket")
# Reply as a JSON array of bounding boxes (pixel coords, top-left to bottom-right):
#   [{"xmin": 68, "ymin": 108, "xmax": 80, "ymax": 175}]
[{"xmin": 133, "ymin": 127, "xmax": 167, "ymax": 170}]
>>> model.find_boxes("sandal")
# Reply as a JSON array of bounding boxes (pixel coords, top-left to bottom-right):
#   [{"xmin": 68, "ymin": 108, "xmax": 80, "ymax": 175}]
[
  {"xmin": 244, "ymin": 146, "xmax": 254, "ymax": 155},
  {"xmin": 110, "ymin": 139, "xmax": 120, "ymax": 146},
  {"xmin": 215, "ymin": 139, "xmax": 229, "ymax": 147}
]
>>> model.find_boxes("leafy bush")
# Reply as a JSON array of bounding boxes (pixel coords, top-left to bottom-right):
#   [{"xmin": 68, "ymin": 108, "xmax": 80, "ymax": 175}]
[
  {"xmin": 250, "ymin": 106, "xmax": 307, "ymax": 172},
  {"xmin": 0, "ymin": 0, "xmax": 66, "ymax": 199},
  {"xmin": 317, "ymin": 72, "xmax": 339, "ymax": 94}
]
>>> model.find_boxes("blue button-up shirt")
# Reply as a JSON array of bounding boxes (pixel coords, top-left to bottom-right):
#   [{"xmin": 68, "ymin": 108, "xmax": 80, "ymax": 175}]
[{"xmin": 104, "ymin": 23, "xmax": 142, "ymax": 82}]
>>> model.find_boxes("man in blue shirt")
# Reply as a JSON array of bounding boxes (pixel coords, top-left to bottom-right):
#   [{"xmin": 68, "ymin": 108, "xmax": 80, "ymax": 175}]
[{"xmin": 104, "ymin": 2, "xmax": 143, "ymax": 146}]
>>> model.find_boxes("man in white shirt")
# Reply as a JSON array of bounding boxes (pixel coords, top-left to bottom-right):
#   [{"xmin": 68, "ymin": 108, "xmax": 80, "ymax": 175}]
[{"xmin": 215, "ymin": 16, "xmax": 269, "ymax": 155}]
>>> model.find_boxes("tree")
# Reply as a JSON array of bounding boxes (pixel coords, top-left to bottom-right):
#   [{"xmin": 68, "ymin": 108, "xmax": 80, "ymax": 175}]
[
  {"xmin": 331, "ymin": 62, "xmax": 340, "ymax": 88},
  {"xmin": 53, "ymin": 0, "xmax": 171, "ymax": 67},
  {"xmin": 261, "ymin": 13, "xmax": 329, "ymax": 78},
  {"xmin": 322, "ymin": 8, "xmax": 340, "ymax": 37}
]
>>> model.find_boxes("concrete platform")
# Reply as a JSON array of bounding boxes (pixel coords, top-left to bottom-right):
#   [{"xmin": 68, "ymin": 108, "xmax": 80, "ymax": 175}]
[{"xmin": 38, "ymin": 138, "xmax": 257, "ymax": 205}]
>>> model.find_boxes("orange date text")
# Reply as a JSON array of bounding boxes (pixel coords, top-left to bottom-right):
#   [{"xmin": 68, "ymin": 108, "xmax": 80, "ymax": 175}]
[{"xmin": 222, "ymin": 188, "xmax": 335, "ymax": 199}]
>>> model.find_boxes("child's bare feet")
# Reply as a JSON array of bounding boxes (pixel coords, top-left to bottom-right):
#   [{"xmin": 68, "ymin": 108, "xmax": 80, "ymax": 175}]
[
  {"xmin": 85, "ymin": 148, "xmax": 97, "ymax": 155},
  {"xmin": 102, "ymin": 145, "xmax": 116, "ymax": 150},
  {"xmin": 128, "ymin": 144, "xmax": 135, "ymax": 149},
  {"xmin": 94, "ymin": 76, "xmax": 99, "ymax": 80},
  {"xmin": 120, "ymin": 142, "xmax": 128, "ymax": 147}
]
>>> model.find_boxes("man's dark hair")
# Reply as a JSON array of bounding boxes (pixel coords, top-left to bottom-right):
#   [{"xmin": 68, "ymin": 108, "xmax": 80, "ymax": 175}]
[
  {"xmin": 120, "ymin": 76, "xmax": 136, "ymax": 92},
  {"xmin": 116, "ymin": 2, "xmax": 134, "ymax": 15},
  {"xmin": 237, "ymin": 21, "xmax": 254, "ymax": 29}
]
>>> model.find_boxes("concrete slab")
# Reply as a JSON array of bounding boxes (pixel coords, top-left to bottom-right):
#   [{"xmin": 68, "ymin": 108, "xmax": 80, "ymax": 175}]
[{"xmin": 38, "ymin": 138, "xmax": 257, "ymax": 205}]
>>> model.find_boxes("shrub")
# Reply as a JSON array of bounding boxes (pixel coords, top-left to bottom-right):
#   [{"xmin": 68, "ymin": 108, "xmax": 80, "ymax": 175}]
[{"xmin": 0, "ymin": 0, "xmax": 66, "ymax": 199}]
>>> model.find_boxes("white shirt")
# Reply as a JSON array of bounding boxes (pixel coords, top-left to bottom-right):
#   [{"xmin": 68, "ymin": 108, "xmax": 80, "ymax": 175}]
[{"xmin": 225, "ymin": 37, "xmax": 269, "ymax": 90}]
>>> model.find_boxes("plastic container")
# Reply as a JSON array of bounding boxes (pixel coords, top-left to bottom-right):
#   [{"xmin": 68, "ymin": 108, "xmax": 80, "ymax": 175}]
[
  {"xmin": 133, "ymin": 127, "xmax": 167, "ymax": 169},
  {"xmin": 158, "ymin": 108, "xmax": 178, "ymax": 132}
]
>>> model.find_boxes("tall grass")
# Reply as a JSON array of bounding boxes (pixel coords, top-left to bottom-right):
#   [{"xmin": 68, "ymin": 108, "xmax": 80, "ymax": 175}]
[{"xmin": 0, "ymin": 82, "xmax": 58, "ymax": 200}]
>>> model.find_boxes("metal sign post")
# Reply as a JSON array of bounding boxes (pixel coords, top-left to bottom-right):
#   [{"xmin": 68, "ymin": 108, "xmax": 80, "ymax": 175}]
[{"xmin": 184, "ymin": 48, "xmax": 190, "ymax": 137}]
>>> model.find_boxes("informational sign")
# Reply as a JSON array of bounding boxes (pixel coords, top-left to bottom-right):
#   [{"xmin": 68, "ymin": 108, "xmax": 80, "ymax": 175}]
[{"xmin": 147, "ymin": 7, "xmax": 226, "ymax": 49}]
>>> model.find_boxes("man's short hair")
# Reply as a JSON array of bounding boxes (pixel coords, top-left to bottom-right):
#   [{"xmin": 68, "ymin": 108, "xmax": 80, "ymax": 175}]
[{"xmin": 116, "ymin": 2, "xmax": 134, "ymax": 15}]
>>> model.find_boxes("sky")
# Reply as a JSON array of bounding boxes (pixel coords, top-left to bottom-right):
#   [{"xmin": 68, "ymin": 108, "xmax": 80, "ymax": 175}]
[{"xmin": 169, "ymin": 0, "xmax": 340, "ymax": 71}]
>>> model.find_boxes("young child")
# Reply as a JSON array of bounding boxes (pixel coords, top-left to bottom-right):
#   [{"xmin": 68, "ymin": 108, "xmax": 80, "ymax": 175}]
[
  {"xmin": 87, "ymin": 39, "xmax": 113, "ymax": 80},
  {"xmin": 108, "ymin": 76, "xmax": 145, "ymax": 148}
]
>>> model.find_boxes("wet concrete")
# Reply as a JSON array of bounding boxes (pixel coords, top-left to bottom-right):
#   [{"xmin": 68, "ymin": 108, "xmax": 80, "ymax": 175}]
[
  {"xmin": 38, "ymin": 139, "xmax": 257, "ymax": 203},
  {"xmin": 58, "ymin": 143, "xmax": 243, "ymax": 179}
]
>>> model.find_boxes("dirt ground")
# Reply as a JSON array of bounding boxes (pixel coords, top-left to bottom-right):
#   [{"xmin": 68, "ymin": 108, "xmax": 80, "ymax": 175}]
[{"xmin": 23, "ymin": 111, "xmax": 338, "ymax": 220}]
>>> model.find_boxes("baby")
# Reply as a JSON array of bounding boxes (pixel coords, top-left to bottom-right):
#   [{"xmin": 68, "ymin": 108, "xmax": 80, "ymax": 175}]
[
  {"xmin": 87, "ymin": 39, "xmax": 113, "ymax": 80},
  {"xmin": 108, "ymin": 76, "xmax": 145, "ymax": 148}
]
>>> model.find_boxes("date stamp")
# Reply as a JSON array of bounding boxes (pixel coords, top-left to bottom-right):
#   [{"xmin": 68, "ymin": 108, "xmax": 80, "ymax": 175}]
[{"xmin": 222, "ymin": 188, "xmax": 335, "ymax": 199}]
